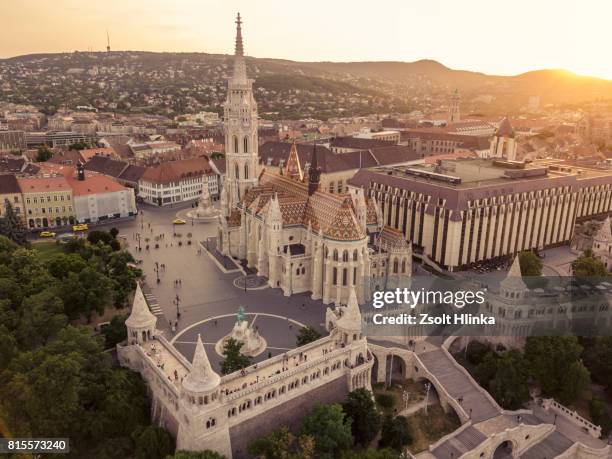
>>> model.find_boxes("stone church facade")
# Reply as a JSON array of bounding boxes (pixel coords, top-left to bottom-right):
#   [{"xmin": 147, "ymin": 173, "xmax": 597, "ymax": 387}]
[{"xmin": 217, "ymin": 16, "xmax": 411, "ymax": 306}]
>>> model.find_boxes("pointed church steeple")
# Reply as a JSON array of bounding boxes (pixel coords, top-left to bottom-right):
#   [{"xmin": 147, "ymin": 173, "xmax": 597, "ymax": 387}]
[
  {"xmin": 232, "ymin": 12, "xmax": 247, "ymax": 83},
  {"xmin": 234, "ymin": 13, "xmax": 244, "ymax": 56},
  {"xmin": 182, "ymin": 334, "xmax": 221, "ymax": 393},
  {"xmin": 308, "ymin": 141, "xmax": 321, "ymax": 196}
]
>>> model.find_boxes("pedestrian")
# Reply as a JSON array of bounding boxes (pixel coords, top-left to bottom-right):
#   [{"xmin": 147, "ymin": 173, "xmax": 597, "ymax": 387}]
[{"xmin": 174, "ymin": 320, "xmax": 178, "ymax": 329}]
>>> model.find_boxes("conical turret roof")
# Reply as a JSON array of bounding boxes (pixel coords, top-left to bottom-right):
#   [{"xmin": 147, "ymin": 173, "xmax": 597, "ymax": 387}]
[
  {"xmin": 500, "ymin": 256, "xmax": 527, "ymax": 292},
  {"xmin": 125, "ymin": 283, "xmax": 157, "ymax": 329},
  {"xmin": 182, "ymin": 334, "xmax": 221, "ymax": 393},
  {"xmin": 337, "ymin": 287, "xmax": 362, "ymax": 332}
]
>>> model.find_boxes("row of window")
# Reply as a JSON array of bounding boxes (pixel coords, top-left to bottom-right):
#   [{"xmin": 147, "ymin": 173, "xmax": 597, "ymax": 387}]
[
  {"xmin": 26, "ymin": 194, "xmax": 71, "ymax": 204},
  {"xmin": 226, "ymin": 362, "xmax": 342, "ymax": 419}
]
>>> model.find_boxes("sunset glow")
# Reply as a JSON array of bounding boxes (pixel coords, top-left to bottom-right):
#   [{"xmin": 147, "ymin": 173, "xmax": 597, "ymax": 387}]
[{"xmin": 2, "ymin": 0, "xmax": 612, "ymax": 79}]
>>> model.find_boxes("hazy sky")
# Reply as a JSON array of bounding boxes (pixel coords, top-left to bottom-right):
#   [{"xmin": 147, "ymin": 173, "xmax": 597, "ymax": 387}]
[{"xmin": 2, "ymin": 0, "xmax": 612, "ymax": 79}]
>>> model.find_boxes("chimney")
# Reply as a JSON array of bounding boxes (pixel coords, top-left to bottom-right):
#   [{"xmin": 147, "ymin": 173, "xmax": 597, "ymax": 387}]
[{"xmin": 77, "ymin": 163, "xmax": 85, "ymax": 181}]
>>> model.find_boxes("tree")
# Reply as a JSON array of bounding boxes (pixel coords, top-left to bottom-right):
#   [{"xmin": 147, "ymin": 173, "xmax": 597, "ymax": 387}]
[
  {"xmin": 109, "ymin": 227, "xmax": 119, "ymax": 238},
  {"xmin": 132, "ymin": 425, "xmax": 174, "ymax": 459},
  {"xmin": 525, "ymin": 336, "xmax": 590, "ymax": 405},
  {"xmin": 343, "ymin": 388, "xmax": 381, "ymax": 446},
  {"xmin": 300, "ymin": 404, "xmax": 353, "ymax": 459},
  {"xmin": 0, "ymin": 202, "xmax": 27, "ymax": 245},
  {"xmin": 35, "ymin": 146, "xmax": 53, "ymax": 162},
  {"xmin": 220, "ymin": 338, "xmax": 252, "ymax": 375},
  {"xmin": 589, "ymin": 397, "xmax": 612, "ymax": 436},
  {"xmin": 16, "ymin": 289, "xmax": 68, "ymax": 349},
  {"xmin": 166, "ymin": 451, "xmax": 227, "ymax": 459},
  {"xmin": 248, "ymin": 426, "xmax": 295, "ymax": 459},
  {"xmin": 572, "ymin": 249, "xmax": 609, "ymax": 278},
  {"xmin": 487, "ymin": 350, "xmax": 530, "ymax": 410},
  {"xmin": 379, "ymin": 415, "xmax": 411, "ymax": 451},
  {"xmin": 101, "ymin": 314, "xmax": 128, "ymax": 348},
  {"xmin": 519, "ymin": 251, "xmax": 542, "ymax": 276},
  {"xmin": 296, "ymin": 325, "xmax": 322, "ymax": 347},
  {"xmin": 581, "ymin": 337, "xmax": 612, "ymax": 393},
  {"xmin": 341, "ymin": 448, "xmax": 401, "ymax": 459}
]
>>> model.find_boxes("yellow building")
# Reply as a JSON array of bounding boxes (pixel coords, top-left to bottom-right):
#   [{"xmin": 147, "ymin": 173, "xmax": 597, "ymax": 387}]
[{"xmin": 17, "ymin": 176, "xmax": 75, "ymax": 228}]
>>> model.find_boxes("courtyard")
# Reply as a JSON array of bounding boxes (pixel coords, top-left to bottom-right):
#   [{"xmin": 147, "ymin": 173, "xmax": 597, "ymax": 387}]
[{"xmin": 93, "ymin": 202, "xmax": 328, "ymax": 371}]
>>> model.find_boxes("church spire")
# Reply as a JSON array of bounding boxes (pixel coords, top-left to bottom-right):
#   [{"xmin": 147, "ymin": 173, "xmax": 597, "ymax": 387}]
[
  {"xmin": 232, "ymin": 13, "xmax": 247, "ymax": 82},
  {"xmin": 308, "ymin": 141, "xmax": 321, "ymax": 196},
  {"xmin": 234, "ymin": 13, "xmax": 244, "ymax": 56}
]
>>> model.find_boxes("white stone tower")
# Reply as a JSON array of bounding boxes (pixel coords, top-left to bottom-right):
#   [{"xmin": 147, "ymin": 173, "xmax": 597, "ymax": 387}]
[
  {"xmin": 224, "ymin": 13, "xmax": 259, "ymax": 210},
  {"xmin": 448, "ymin": 88, "xmax": 461, "ymax": 124},
  {"xmin": 125, "ymin": 283, "xmax": 157, "ymax": 344}
]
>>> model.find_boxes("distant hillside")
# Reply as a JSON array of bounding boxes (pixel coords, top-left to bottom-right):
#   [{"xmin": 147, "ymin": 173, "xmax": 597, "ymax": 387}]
[{"xmin": 1, "ymin": 51, "xmax": 611, "ymax": 116}]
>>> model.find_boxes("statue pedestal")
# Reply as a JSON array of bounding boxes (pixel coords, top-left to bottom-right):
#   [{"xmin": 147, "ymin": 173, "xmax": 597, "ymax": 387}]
[{"xmin": 215, "ymin": 319, "xmax": 267, "ymax": 357}]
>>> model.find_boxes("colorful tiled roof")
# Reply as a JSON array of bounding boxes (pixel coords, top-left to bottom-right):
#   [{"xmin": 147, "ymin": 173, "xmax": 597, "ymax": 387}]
[{"xmin": 237, "ymin": 171, "xmax": 367, "ymax": 241}]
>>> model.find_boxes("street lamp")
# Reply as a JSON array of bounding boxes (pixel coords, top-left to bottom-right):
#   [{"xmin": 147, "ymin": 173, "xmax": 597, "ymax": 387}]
[
  {"xmin": 402, "ymin": 390, "xmax": 410, "ymax": 412},
  {"xmin": 174, "ymin": 294, "xmax": 181, "ymax": 319},
  {"xmin": 424, "ymin": 382, "xmax": 431, "ymax": 414},
  {"xmin": 154, "ymin": 261, "xmax": 160, "ymax": 284},
  {"xmin": 136, "ymin": 232, "xmax": 141, "ymax": 251}
]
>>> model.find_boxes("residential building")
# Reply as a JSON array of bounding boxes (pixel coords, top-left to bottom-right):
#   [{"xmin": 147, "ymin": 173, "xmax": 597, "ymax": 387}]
[
  {"xmin": 139, "ymin": 157, "xmax": 219, "ymax": 206},
  {"xmin": 68, "ymin": 164, "xmax": 137, "ymax": 223},
  {"xmin": 0, "ymin": 130, "xmax": 27, "ymax": 151},
  {"xmin": 17, "ymin": 176, "xmax": 75, "ymax": 228}
]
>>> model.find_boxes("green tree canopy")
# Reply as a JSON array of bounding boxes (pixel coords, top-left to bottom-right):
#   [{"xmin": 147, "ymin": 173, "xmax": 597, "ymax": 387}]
[
  {"xmin": 0, "ymin": 202, "xmax": 28, "ymax": 245},
  {"xmin": 35, "ymin": 146, "xmax": 53, "ymax": 162},
  {"xmin": 487, "ymin": 350, "xmax": 531, "ymax": 410},
  {"xmin": 133, "ymin": 425, "xmax": 174, "ymax": 459},
  {"xmin": 379, "ymin": 415, "xmax": 411, "ymax": 451},
  {"xmin": 300, "ymin": 404, "xmax": 353, "ymax": 459},
  {"xmin": 342, "ymin": 388, "xmax": 381, "ymax": 446},
  {"xmin": 220, "ymin": 338, "xmax": 252, "ymax": 375},
  {"xmin": 572, "ymin": 249, "xmax": 609, "ymax": 278},
  {"xmin": 519, "ymin": 251, "xmax": 543, "ymax": 276},
  {"xmin": 296, "ymin": 325, "xmax": 322, "ymax": 347},
  {"xmin": 166, "ymin": 451, "xmax": 227, "ymax": 459},
  {"xmin": 525, "ymin": 336, "xmax": 590, "ymax": 405}
]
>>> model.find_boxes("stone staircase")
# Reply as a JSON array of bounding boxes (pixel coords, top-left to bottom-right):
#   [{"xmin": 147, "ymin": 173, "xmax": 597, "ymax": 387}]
[
  {"xmin": 520, "ymin": 430, "xmax": 575, "ymax": 459},
  {"xmin": 418, "ymin": 349, "xmax": 500, "ymax": 423}
]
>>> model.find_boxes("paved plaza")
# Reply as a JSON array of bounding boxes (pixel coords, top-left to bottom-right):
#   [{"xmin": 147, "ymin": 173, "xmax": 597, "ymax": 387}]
[{"xmin": 96, "ymin": 203, "xmax": 328, "ymax": 370}]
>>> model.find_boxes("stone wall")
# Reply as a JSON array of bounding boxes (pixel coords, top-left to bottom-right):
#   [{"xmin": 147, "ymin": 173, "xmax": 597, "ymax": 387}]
[{"xmin": 228, "ymin": 376, "xmax": 349, "ymax": 458}]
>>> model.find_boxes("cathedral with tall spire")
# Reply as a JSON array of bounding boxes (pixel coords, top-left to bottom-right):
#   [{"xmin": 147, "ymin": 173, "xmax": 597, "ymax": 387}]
[{"xmin": 217, "ymin": 14, "xmax": 411, "ymax": 306}]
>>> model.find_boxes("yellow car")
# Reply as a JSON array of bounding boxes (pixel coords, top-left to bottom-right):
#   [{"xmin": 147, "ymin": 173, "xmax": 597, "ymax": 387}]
[
  {"xmin": 173, "ymin": 218, "xmax": 186, "ymax": 225},
  {"xmin": 39, "ymin": 231, "xmax": 56, "ymax": 238},
  {"xmin": 73, "ymin": 223, "xmax": 88, "ymax": 232}
]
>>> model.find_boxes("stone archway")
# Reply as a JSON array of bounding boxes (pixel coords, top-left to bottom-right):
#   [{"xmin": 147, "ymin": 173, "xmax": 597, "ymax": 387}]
[{"xmin": 492, "ymin": 440, "xmax": 515, "ymax": 459}]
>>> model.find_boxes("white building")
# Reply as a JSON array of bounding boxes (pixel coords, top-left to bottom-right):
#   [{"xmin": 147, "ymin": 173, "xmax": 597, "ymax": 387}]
[
  {"xmin": 138, "ymin": 157, "xmax": 219, "ymax": 206},
  {"xmin": 70, "ymin": 164, "xmax": 137, "ymax": 223}
]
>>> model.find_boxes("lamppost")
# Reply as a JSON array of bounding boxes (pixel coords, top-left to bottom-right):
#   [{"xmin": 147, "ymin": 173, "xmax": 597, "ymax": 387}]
[
  {"xmin": 243, "ymin": 274, "xmax": 248, "ymax": 292},
  {"xmin": 173, "ymin": 222, "xmax": 176, "ymax": 237},
  {"xmin": 424, "ymin": 382, "xmax": 431, "ymax": 414},
  {"xmin": 174, "ymin": 294, "xmax": 181, "ymax": 319},
  {"xmin": 136, "ymin": 232, "xmax": 141, "ymax": 251},
  {"xmin": 154, "ymin": 261, "xmax": 160, "ymax": 284},
  {"xmin": 402, "ymin": 390, "xmax": 410, "ymax": 412}
]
